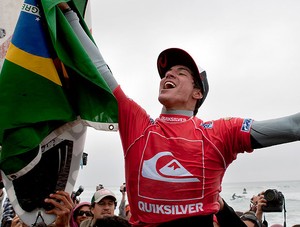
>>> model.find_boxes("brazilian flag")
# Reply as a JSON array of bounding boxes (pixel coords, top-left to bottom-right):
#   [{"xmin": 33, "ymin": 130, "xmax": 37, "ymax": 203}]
[{"xmin": 0, "ymin": 0, "xmax": 118, "ymax": 176}]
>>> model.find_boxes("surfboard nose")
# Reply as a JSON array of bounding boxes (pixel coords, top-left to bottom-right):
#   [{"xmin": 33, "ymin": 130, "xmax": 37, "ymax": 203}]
[{"xmin": 12, "ymin": 139, "xmax": 73, "ymax": 212}]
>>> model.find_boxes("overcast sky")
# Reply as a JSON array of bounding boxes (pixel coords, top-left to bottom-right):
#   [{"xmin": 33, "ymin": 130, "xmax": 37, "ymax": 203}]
[{"xmin": 72, "ymin": 0, "xmax": 300, "ymax": 189}]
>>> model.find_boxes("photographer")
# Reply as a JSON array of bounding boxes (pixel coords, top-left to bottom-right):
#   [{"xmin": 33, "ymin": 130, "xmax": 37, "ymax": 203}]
[
  {"xmin": 244, "ymin": 189, "xmax": 285, "ymax": 227},
  {"xmin": 118, "ymin": 183, "xmax": 127, "ymax": 219},
  {"xmin": 249, "ymin": 191, "xmax": 267, "ymax": 224}
]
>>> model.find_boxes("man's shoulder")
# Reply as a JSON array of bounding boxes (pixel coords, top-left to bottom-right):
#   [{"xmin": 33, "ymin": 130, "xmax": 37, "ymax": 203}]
[{"xmin": 80, "ymin": 218, "xmax": 93, "ymax": 227}]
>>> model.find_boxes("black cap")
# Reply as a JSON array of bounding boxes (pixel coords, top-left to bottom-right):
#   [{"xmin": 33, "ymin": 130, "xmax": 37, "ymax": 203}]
[{"xmin": 157, "ymin": 48, "xmax": 209, "ymax": 111}]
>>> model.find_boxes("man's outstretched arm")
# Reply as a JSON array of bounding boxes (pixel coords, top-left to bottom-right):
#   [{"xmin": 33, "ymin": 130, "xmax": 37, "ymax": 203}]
[{"xmin": 250, "ymin": 112, "xmax": 300, "ymax": 148}]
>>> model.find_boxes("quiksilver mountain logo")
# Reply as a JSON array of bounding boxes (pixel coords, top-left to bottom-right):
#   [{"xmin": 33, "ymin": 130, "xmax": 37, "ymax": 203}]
[{"xmin": 142, "ymin": 151, "xmax": 200, "ymax": 183}]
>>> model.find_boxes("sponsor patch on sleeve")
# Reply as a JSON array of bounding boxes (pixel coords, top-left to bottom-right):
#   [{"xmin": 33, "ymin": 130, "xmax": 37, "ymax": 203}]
[
  {"xmin": 241, "ymin": 118, "xmax": 252, "ymax": 132},
  {"xmin": 201, "ymin": 121, "xmax": 213, "ymax": 129}
]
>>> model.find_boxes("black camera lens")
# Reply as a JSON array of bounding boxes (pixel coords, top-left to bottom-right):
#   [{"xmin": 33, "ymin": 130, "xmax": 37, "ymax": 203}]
[
  {"xmin": 75, "ymin": 185, "xmax": 84, "ymax": 196},
  {"xmin": 265, "ymin": 189, "xmax": 277, "ymax": 202},
  {"xmin": 262, "ymin": 189, "xmax": 284, "ymax": 212}
]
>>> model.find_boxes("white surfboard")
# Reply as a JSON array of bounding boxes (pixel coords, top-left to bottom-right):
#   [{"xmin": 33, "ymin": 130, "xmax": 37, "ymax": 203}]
[{"xmin": 2, "ymin": 121, "xmax": 87, "ymax": 226}]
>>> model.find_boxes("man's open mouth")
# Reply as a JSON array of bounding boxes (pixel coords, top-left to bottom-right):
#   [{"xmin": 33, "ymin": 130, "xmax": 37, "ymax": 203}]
[{"xmin": 164, "ymin": 81, "xmax": 176, "ymax": 89}]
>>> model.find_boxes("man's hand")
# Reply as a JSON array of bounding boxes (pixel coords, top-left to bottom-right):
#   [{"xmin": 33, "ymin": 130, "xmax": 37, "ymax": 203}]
[
  {"xmin": 44, "ymin": 191, "xmax": 75, "ymax": 227},
  {"xmin": 57, "ymin": 2, "xmax": 70, "ymax": 11},
  {"xmin": 11, "ymin": 215, "xmax": 28, "ymax": 227},
  {"xmin": 120, "ymin": 183, "xmax": 126, "ymax": 195},
  {"xmin": 250, "ymin": 191, "xmax": 267, "ymax": 221}
]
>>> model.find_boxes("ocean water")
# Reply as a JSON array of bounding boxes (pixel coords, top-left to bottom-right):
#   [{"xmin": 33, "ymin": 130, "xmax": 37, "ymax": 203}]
[{"xmin": 77, "ymin": 180, "xmax": 300, "ymax": 227}]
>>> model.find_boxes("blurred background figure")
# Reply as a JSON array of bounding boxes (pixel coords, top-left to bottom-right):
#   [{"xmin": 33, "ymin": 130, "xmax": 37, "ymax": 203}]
[
  {"xmin": 1, "ymin": 197, "xmax": 16, "ymax": 227},
  {"xmin": 118, "ymin": 183, "xmax": 127, "ymax": 218},
  {"xmin": 96, "ymin": 184, "xmax": 104, "ymax": 191},
  {"xmin": 71, "ymin": 185, "xmax": 84, "ymax": 205},
  {"xmin": 124, "ymin": 204, "xmax": 131, "ymax": 221},
  {"xmin": 70, "ymin": 201, "xmax": 92, "ymax": 227},
  {"xmin": 248, "ymin": 191, "xmax": 267, "ymax": 225},
  {"xmin": 93, "ymin": 216, "xmax": 130, "ymax": 227},
  {"xmin": 80, "ymin": 188, "xmax": 117, "ymax": 227}
]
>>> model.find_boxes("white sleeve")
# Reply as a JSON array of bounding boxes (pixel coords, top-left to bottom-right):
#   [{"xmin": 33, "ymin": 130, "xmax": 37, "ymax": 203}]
[{"xmin": 64, "ymin": 10, "xmax": 118, "ymax": 90}]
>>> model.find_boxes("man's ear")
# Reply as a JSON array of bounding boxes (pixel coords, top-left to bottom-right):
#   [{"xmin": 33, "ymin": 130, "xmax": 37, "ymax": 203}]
[
  {"xmin": 90, "ymin": 205, "xmax": 95, "ymax": 213},
  {"xmin": 193, "ymin": 89, "xmax": 203, "ymax": 100}
]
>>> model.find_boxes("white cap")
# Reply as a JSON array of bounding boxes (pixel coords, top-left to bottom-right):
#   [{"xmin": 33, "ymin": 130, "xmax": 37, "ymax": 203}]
[{"xmin": 91, "ymin": 188, "xmax": 116, "ymax": 203}]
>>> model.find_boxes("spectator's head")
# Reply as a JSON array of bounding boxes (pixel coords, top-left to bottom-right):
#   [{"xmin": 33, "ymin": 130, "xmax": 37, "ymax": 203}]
[
  {"xmin": 91, "ymin": 188, "xmax": 117, "ymax": 219},
  {"xmin": 71, "ymin": 201, "xmax": 92, "ymax": 226},
  {"xmin": 93, "ymin": 216, "xmax": 130, "ymax": 227},
  {"xmin": 240, "ymin": 211, "xmax": 262, "ymax": 227}
]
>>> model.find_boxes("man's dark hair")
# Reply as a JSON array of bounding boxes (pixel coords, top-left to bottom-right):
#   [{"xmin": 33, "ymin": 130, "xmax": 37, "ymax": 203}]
[
  {"xmin": 193, "ymin": 76, "xmax": 203, "ymax": 116},
  {"xmin": 93, "ymin": 216, "xmax": 131, "ymax": 227}
]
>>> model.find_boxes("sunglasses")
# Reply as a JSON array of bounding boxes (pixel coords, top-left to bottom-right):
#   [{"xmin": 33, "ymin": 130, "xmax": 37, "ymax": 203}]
[{"xmin": 78, "ymin": 210, "xmax": 93, "ymax": 217}]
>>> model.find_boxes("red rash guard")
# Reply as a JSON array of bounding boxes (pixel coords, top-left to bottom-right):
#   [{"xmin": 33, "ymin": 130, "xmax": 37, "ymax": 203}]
[{"xmin": 114, "ymin": 86, "xmax": 253, "ymax": 226}]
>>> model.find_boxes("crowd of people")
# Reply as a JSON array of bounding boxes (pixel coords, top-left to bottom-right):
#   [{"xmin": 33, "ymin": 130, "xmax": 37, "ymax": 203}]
[
  {"xmin": 0, "ymin": 183, "xmax": 131, "ymax": 227},
  {"xmin": 1, "ymin": 182, "xmax": 298, "ymax": 227}
]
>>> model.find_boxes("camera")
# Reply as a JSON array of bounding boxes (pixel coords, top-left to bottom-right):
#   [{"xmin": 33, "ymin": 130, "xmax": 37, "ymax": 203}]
[
  {"xmin": 75, "ymin": 185, "xmax": 84, "ymax": 197},
  {"xmin": 120, "ymin": 183, "xmax": 126, "ymax": 193},
  {"xmin": 96, "ymin": 184, "xmax": 104, "ymax": 191},
  {"xmin": 82, "ymin": 152, "xmax": 88, "ymax": 165},
  {"xmin": 262, "ymin": 189, "xmax": 284, "ymax": 212},
  {"xmin": 71, "ymin": 185, "xmax": 84, "ymax": 203}
]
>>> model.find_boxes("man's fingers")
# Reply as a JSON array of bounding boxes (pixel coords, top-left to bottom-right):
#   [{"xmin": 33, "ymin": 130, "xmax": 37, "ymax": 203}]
[{"xmin": 44, "ymin": 191, "xmax": 74, "ymax": 214}]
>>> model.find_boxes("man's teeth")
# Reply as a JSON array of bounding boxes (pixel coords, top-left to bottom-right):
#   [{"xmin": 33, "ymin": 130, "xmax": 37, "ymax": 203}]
[{"xmin": 165, "ymin": 81, "xmax": 176, "ymax": 89}]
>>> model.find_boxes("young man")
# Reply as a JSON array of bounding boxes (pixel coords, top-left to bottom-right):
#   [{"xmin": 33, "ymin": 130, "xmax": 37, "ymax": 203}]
[
  {"xmin": 58, "ymin": 3, "xmax": 300, "ymax": 226},
  {"xmin": 80, "ymin": 188, "xmax": 117, "ymax": 227}
]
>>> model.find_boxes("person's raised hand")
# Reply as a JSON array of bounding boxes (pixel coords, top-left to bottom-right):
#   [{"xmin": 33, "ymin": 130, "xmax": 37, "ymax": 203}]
[
  {"xmin": 57, "ymin": 2, "xmax": 71, "ymax": 11},
  {"xmin": 44, "ymin": 191, "xmax": 75, "ymax": 227}
]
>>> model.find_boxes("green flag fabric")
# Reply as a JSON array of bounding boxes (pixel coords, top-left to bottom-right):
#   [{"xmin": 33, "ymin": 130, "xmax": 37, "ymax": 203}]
[{"xmin": 0, "ymin": 0, "xmax": 118, "ymax": 176}]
